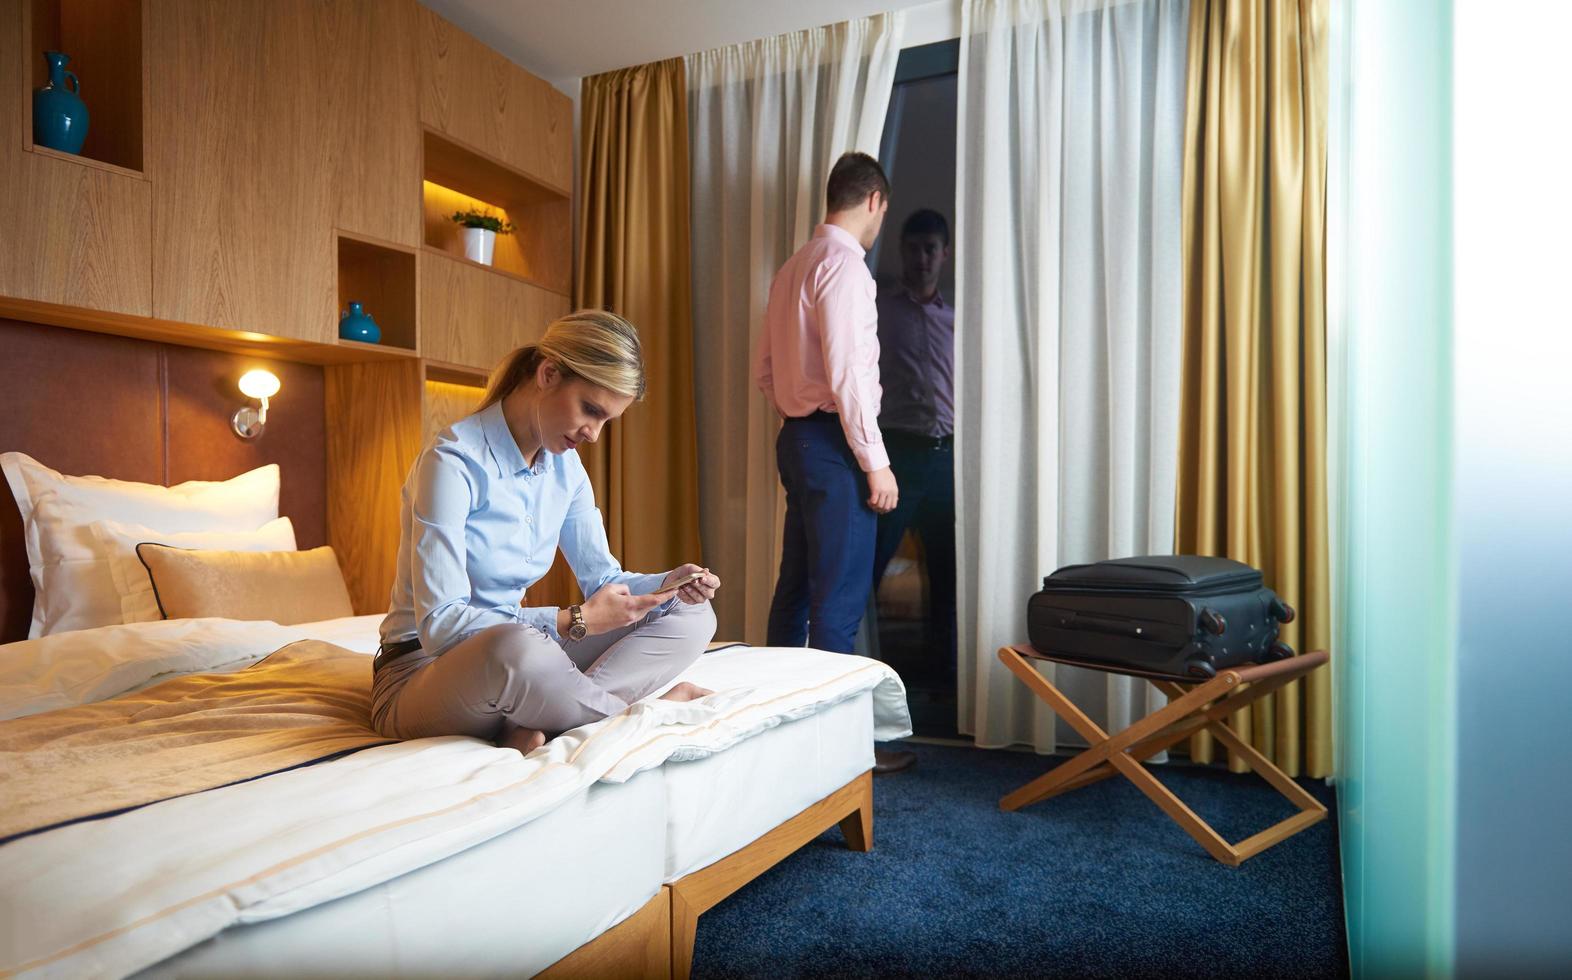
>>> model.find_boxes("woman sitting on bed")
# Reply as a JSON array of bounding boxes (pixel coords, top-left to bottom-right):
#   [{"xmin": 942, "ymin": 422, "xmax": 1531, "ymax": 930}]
[{"xmin": 372, "ymin": 309, "xmax": 721, "ymax": 755}]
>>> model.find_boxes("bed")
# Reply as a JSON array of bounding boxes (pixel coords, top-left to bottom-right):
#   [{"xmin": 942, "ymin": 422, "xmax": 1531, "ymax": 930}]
[{"xmin": 0, "ymin": 616, "xmax": 909, "ymax": 979}]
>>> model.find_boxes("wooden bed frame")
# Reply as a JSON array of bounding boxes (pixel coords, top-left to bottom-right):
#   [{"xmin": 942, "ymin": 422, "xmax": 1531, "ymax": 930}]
[{"xmin": 539, "ymin": 769, "xmax": 874, "ymax": 980}]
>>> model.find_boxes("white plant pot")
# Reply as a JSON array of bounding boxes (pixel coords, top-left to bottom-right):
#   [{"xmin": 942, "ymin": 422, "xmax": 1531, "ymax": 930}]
[{"xmin": 461, "ymin": 227, "xmax": 496, "ymax": 266}]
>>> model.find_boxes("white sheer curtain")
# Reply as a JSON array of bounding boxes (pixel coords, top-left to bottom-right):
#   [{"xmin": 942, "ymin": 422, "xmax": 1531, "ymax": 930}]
[
  {"xmin": 687, "ymin": 14, "xmax": 905, "ymax": 643},
  {"xmin": 954, "ymin": 0, "xmax": 1189, "ymax": 752}
]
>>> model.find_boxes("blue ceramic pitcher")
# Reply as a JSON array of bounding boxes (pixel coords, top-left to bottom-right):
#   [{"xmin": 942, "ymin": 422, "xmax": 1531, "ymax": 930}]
[
  {"xmin": 339, "ymin": 302, "xmax": 382, "ymax": 344},
  {"xmin": 33, "ymin": 51, "xmax": 89, "ymax": 154}
]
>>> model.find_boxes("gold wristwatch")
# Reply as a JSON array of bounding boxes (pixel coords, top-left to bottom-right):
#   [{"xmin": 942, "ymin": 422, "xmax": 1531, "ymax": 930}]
[{"xmin": 567, "ymin": 604, "xmax": 588, "ymax": 642}]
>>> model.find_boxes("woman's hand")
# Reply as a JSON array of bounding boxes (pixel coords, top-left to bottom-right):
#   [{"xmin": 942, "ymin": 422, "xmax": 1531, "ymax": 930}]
[
  {"xmin": 581, "ymin": 584, "xmax": 666, "ymax": 635},
  {"xmin": 662, "ymin": 563, "xmax": 720, "ymax": 605}
]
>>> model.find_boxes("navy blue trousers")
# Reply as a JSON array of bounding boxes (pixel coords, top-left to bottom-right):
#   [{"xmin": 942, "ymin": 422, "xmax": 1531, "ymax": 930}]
[
  {"xmin": 872, "ymin": 432, "xmax": 957, "ymax": 683},
  {"xmin": 766, "ymin": 414, "xmax": 876, "ymax": 653}
]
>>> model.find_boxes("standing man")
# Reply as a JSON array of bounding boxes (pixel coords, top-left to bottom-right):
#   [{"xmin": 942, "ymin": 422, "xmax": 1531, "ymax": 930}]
[
  {"xmin": 872, "ymin": 209, "xmax": 956, "ymax": 688},
  {"xmin": 755, "ymin": 152, "xmax": 915, "ymax": 774}
]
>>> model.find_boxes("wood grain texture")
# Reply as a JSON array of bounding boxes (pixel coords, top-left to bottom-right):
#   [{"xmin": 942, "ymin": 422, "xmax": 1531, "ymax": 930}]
[
  {"xmin": 3, "ymin": 0, "xmax": 151, "ymax": 315},
  {"xmin": 323, "ymin": 0, "xmax": 420, "ymax": 248},
  {"xmin": 418, "ymin": 248, "xmax": 568, "ymax": 371},
  {"xmin": 324, "ymin": 359, "xmax": 423, "ymax": 615},
  {"xmin": 148, "ymin": 0, "xmax": 333, "ymax": 341},
  {"xmin": 537, "ymin": 889, "xmax": 671, "ymax": 980},
  {"xmin": 417, "ymin": 4, "xmax": 572, "ymax": 192},
  {"xmin": 149, "ymin": 0, "xmax": 421, "ymax": 341},
  {"xmin": 0, "ymin": 294, "xmax": 423, "ymax": 366},
  {"xmin": 0, "ymin": 148, "xmax": 153, "ymax": 314}
]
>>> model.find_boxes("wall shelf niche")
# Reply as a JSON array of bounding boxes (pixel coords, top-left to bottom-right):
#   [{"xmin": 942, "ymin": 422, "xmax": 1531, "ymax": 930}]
[
  {"xmin": 336, "ymin": 233, "xmax": 418, "ymax": 354},
  {"xmin": 422, "ymin": 128, "xmax": 571, "ymax": 297},
  {"xmin": 24, "ymin": 0, "xmax": 146, "ymax": 174}
]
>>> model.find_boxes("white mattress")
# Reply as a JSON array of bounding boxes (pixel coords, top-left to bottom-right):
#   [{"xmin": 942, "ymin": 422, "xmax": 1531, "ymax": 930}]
[
  {"xmin": 662, "ymin": 690, "xmax": 874, "ymax": 880},
  {"xmin": 137, "ymin": 692, "xmax": 877, "ymax": 976},
  {"xmin": 139, "ymin": 767, "xmax": 668, "ymax": 978}
]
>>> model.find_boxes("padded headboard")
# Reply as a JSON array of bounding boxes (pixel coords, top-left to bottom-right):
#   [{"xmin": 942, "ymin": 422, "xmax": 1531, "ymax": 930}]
[{"xmin": 0, "ymin": 317, "xmax": 327, "ymax": 643}]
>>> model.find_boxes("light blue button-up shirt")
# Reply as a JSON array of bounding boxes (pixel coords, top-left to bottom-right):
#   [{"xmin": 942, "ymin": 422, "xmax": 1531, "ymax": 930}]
[{"xmin": 379, "ymin": 400, "xmax": 667, "ymax": 656}]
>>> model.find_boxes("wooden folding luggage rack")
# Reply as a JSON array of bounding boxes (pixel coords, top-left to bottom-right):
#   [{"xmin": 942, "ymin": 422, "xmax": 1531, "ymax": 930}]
[{"xmin": 996, "ymin": 644, "xmax": 1330, "ymax": 866}]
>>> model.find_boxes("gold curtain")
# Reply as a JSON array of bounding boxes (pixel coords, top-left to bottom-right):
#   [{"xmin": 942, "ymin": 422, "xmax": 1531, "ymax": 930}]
[
  {"xmin": 571, "ymin": 59, "xmax": 702, "ymax": 584},
  {"xmin": 1177, "ymin": 0, "xmax": 1331, "ymax": 778}
]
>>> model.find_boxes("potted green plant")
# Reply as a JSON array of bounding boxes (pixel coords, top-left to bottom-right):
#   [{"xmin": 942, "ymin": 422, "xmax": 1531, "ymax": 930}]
[{"xmin": 450, "ymin": 207, "xmax": 516, "ymax": 267}]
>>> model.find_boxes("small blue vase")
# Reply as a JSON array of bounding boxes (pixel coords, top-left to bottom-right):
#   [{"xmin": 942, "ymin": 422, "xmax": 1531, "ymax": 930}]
[
  {"xmin": 33, "ymin": 51, "xmax": 89, "ymax": 154},
  {"xmin": 338, "ymin": 301, "xmax": 381, "ymax": 343}
]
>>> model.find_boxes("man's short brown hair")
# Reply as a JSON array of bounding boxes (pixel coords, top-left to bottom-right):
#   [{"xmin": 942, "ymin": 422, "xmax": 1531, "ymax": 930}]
[{"xmin": 825, "ymin": 152, "xmax": 890, "ymax": 214}]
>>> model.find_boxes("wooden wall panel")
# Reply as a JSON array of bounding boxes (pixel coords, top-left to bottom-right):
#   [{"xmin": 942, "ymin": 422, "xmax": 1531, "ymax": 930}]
[
  {"xmin": 324, "ymin": 359, "xmax": 423, "ymax": 616},
  {"xmin": 149, "ymin": 0, "xmax": 421, "ymax": 341},
  {"xmin": 324, "ymin": 0, "xmax": 420, "ymax": 248},
  {"xmin": 148, "ymin": 0, "xmax": 336, "ymax": 342},
  {"xmin": 417, "ymin": 5, "xmax": 572, "ymax": 192},
  {"xmin": 1, "ymin": 0, "xmax": 151, "ymax": 315},
  {"xmin": 419, "ymin": 250, "xmax": 569, "ymax": 372},
  {"xmin": 0, "ymin": 152, "xmax": 153, "ymax": 314}
]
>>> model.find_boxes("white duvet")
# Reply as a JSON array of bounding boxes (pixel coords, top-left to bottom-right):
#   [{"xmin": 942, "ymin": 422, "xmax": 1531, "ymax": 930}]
[{"xmin": 0, "ymin": 618, "xmax": 910, "ymax": 978}]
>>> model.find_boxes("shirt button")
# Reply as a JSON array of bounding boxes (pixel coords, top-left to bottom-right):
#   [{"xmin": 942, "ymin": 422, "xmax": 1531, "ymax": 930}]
[{"xmin": 525, "ymin": 515, "xmax": 534, "ymax": 525}]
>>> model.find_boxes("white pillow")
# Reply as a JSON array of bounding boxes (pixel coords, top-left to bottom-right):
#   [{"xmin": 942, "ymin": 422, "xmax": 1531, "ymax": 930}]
[
  {"xmin": 93, "ymin": 516, "xmax": 298, "ymax": 624},
  {"xmin": 0, "ymin": 453, "xmax": 281, "ymax": 637}
]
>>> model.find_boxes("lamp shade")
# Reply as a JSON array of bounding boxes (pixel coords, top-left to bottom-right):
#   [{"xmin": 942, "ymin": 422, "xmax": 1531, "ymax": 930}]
[{"xmin": 238, "ymin": 369, "xmax": 281, "ymax": 400}]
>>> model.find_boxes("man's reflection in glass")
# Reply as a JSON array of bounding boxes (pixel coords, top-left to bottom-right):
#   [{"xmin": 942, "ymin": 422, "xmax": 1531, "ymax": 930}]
[{"xmin": 873, "ymin": 209, "xmax": 955, "ymax": 688}]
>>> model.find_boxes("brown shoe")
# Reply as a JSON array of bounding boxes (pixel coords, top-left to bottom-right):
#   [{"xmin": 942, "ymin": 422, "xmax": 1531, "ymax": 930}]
[{"xmin": 873, "ymin": 747, "xmax": 917, "ymax": 775}]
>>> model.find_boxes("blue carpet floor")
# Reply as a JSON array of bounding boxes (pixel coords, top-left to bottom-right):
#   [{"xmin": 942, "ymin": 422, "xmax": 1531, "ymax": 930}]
[{"xmin": 692, "ymin": 742, "xmax": 1347, "ymax": 979}]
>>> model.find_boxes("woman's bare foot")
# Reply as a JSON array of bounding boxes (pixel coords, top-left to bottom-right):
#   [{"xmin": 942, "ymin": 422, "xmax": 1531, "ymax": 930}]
[
  {"xmin": 659, "ymin": 681, "xmax": 713, "ymax": 703},
  {"xmin": 496, "ymin": 723, "xmax": 547, "ymax": 756}
]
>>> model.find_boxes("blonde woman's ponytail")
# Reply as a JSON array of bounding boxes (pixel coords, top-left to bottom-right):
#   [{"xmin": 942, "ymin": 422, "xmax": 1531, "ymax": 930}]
[{"xmin": 477, "ymin": 309, "xmax": 646, "ymax": 411}]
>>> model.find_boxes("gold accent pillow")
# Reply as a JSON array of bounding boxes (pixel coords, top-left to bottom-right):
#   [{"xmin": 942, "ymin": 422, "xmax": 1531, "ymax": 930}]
[{"xmin": 136, "ymin": 544, "xmax": 355, "ymax": 625}]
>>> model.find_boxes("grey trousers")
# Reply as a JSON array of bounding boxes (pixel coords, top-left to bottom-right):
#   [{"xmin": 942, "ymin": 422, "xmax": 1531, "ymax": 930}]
[{"xmin": 371, "ymin": 599, "xmax": 717, "ymax": 740}]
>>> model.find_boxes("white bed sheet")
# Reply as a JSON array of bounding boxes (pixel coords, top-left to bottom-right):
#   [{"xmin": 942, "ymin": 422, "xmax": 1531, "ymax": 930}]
[
  {"xmin": 139, "ymin": 766, "xmax": 668, "ymax": 979},
  {"xmin": 134, "ymin": 692, "xmax": 879, "ymax": 978}
]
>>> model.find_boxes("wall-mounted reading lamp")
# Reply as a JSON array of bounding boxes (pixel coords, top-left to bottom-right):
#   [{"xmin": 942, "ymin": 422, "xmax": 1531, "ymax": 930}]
[{"xmin": 232, "ymin": 369, "xmax": 281, "ymax": 439}]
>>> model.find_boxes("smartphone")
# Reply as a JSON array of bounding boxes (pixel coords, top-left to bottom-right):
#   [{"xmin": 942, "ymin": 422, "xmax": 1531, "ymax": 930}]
[{"xmin": 651, "ymin": 570, "xmax": 707, "ymax": 596}]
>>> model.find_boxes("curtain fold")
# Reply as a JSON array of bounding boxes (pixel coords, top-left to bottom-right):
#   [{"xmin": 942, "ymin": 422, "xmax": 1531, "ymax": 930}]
[
  {"xmin": 955, "ymin": 0, "xmax": 1191, "ymax": 752},
  {"xmin": 686, "ymin": 14, "xmax": 905, "ymax": 643},
  {"xmin": 1176, "ymin": 0, "xmax": 1331, "ymax": 777},
  {"xmin": 575, "ymin": 59, "xmax": 703, "ymax": 583}
]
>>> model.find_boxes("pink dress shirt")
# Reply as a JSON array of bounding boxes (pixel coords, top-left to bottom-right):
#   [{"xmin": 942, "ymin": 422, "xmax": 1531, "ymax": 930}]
[{"xmin": 754, "ymin": 224, "xmax": 889, "ymax": 472}]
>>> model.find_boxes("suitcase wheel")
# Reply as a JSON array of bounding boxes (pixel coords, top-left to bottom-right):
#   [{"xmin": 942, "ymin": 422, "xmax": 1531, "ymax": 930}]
[
  {"xmin": 1271, "ymin": 599, "xmax": 1296, "ymax": 624},
  {"xmin": 1184, "ymin": 658, "xmax": 1217, "ymax": 680},
  {"xmin": 1264, "ymin": 641, "xmax": 1295, "ymax": 662},
  {"xmin": 1199, "ymin": 608, "xmax": 1227, "ymax": 636}
]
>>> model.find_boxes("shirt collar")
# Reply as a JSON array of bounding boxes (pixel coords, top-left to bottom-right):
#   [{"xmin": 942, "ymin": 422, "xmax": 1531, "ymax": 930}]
[
  {"xmin": 814, "ymin": 223, "xmax": 866, "ymax": 258},
  {"xmin": 905, "ymin": 286, "xmax": 946, "ymax": 309},
  {"xmin": 479, "ymin": 400, "xmax": 541, "ymax": 478}
]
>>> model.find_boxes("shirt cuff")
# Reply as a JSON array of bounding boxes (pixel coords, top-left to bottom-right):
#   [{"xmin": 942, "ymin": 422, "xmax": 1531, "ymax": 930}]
[
  {"xmin": 626, "ymin": 571, "xmax": 670, "ymax": 595},
  {"xmin": 853, "ymin": 441, "xmax": 890, "ymax": 473},
  {"xmin": 516, "ymin": 604, "xmax": 563, "ymax": 643}
]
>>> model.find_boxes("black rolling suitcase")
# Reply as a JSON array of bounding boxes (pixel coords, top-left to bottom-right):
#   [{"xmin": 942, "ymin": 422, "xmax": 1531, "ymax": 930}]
[{"xmin": 1026, "ymin": 556, "xmax": 1295, "ymax": 680}]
